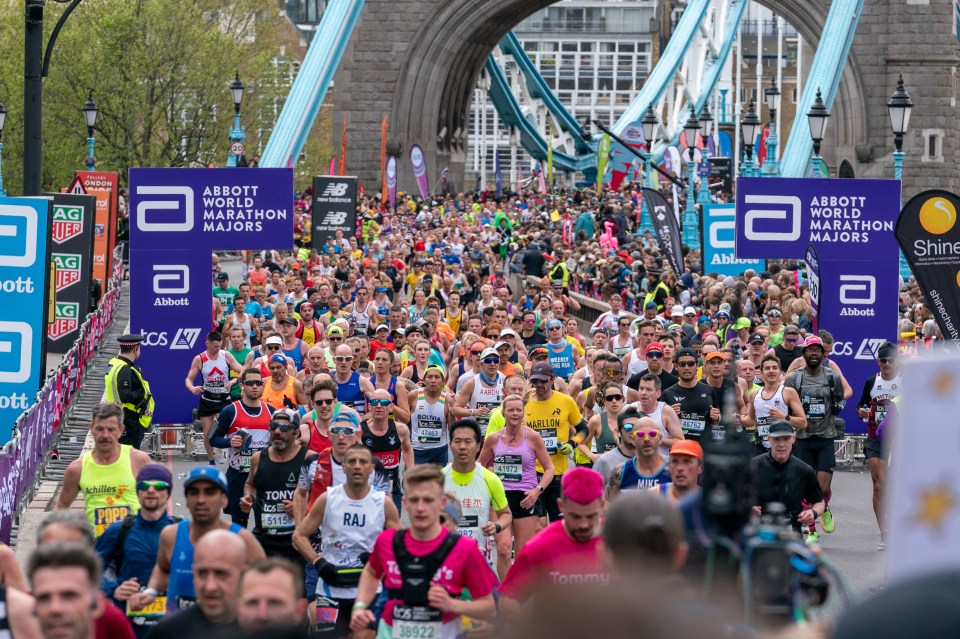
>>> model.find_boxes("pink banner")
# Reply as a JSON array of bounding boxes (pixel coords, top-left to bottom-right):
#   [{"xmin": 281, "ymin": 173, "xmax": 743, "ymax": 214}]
[
  {"xmin": 386, "ymin": 156, "xmax": 398, "ymax": 210},
  {"xmin": 410, "ymin": 145, "xmax": 430, "ymax": 200}
]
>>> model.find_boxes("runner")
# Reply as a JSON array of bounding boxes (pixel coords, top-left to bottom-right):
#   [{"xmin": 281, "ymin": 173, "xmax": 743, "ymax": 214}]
[
  {"xmin": 702, "ymin": 351, "xmax": 746, "ymax": 436},
  {"xmin": 240, "ymin": 410, "xmax": 309, "ymax": 562},
  {"xmin": 349, "ymin": 465, "xmax": 498, "ymax": 639},
  {"xmin": 223, "ymin": 293, "xmax": 260, "ymax": 348},
  {"xmin": 454, "ymin": 348, "xmax": 505, "ymax": 436},
  {"xmin": 498, "ymin": 468, "xmax": 606, "ymax": 625},
  {"xmin": 605, "ymin": 412, "xmax": 671, "ymax": 499},
  {"xmin": 293, "ymin": 444, "xmax": 401, "ymax": 636},
  {"xmin": 649, "ymin": 440, "xmax": 703, "ymax": 505},
  {"xmin": 768, "ymin": 324, "xmax": 803, "ymax": 371},
  {"xmin": 661, "ymin": 348, "xmax": 720, "ymax": 441},
  {"xmin": 57, "ymin": 403, "xmax": 151, "ymax": 537},
  {"xmin": 184, "ymin": 331, "xmax": 245, "ymax": 464},
  {"xmin": 628, "ymin": 373, "xmax": 685, "ymax": 450},
  {"xmin": 408, "ymin": 365, "xmax": 451, "ymax": 465},
  {"xmin": 280, "ymin": 316, "xmax": 309, "ymax": 370},
  {"xmin": 372, "ymin": 349, "xmax": 411, "ymax": 423},
  {"xmin": 348, "ymin": 286, "xmax": 377, "ymax": 336},
  {"xmin": 591, "ymin": 412, "xmax": 638, "ymax": 483},
  {"xmin": 744, "ymin": 355, "xmax": 806, "ymax": 454},
  {"xmin": 361, "ymin": 389, "xmax": 415, "ymax": 512},
  {"xmin": 544, "ymin": 319, "xmax": 578, "ymax": 381},
  {"xmin": 262, "ymin": 354, "xmax": 306, "ymax": 410},
  {"xmin": 225, "ymin": 327, "xmax": 253, "ymax": 400},
  {"xmin": 478, "ymin": 396, "xmax": 554, "ymax": 569},
  {"xmin": 442, "ymin": 419, "xmax": 512, "ymax": 575},
  {"xmin": 333, "ymin": 344, "xmax": 376, "ymax": 416},
  {"xmin": 622, "ymin": 320, "xmax": 657, "ymax": 379},
  {"xmin": 127, "ymin": 467, "xmax": 265, "ymax": 614},
  {"xmin": 857, "ymin": 341, "xmax": 902, "ymax": 551},
  {"xmin": 209, "ymin": 367, "xmax": 276, "ymax": 526}
]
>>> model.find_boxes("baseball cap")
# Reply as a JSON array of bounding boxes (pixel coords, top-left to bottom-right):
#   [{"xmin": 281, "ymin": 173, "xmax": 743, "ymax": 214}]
[
  {"xmin": 671, "ymin": 305, "xmax": 684, "ymax": 317},
  {"xmin": 768, "ymin": 420, "xmax": 795, "ymax": 437},
  {"xmin": 802, "ymin": 335, "xmax": 825, "ymax": 351},
  {"xmin": 391, "ymin": 327, "xmax": 405, "ymax": 336},
  {"xmin": 684, "ymin": 306, "xmax": 696, "ymax": 316},
  {"xmin": 697, "ymin": 315, "xmax": 713, "ymax": 325},
  {"xmin": 704, "ymin": 351, "xmax": 726, "ymax": 362},
  {"xmin": 470, "ymin": 342, "xmax": 486, "ymax": 353},
  {"xmin": 327, "ymin": 325, "xmax": 344, "ymax": 336},
  {"xmin": 494, "ymin": 341, "xmax": 511, "ymax": 350},
  {"xmin": 270, "ymin": 353, "xmax": 288, "ymax": 366},
  {"xmin": 217, "ymin": 272, "xmax": 229, "ymax": 280},
  {"xmin": 733, "ymin": 317, "xmax": 752, "ymax": 330},
  {"xmin": 480, "ymin": 348, "xmax": 499, "ymax": 359},
  {"xmin": 183, "ymin": 466, "xmax": 228, "ymax": 494},
  {"xmin": 281, "ymin": 317, "xmax": 298, "ymax": 326},
  {"xmin": 265, "ymin": 335, "xmax": 283, "ymax": 346},
  {"xmin": 529, "ymin": 346, "xmax": 549, "ymax": 358},
  {"xmin": 670, "ymin": 440, "xmax": 703, "ymax": 459},
  {"xmin": 375, "ymin": 324, "xmax": 389, "ymax": 332},
  {"xmin": 767, "ymin": 308, "xmax": 783, "ymax": 317},
  {"xmin": 784, "ymin": 324, "xmax": 800, "ymax": 335},
  {"xmin": 644, "ymin": 301, "xmax": 658, "ymax": 310},
  {"xmin": 645, "ymin": 342, "xmax": 664, "ymax": 355},
  {"xmin": 529, "ymin": 361, "xmax": 554, "ymax": 380},
  {"xmin": 748, "ymin": 333, "xmax": 765, "ymax": 345},
  {"xmin": 500, "ymin": 328, "xmax": 519, "ymax": 339}
]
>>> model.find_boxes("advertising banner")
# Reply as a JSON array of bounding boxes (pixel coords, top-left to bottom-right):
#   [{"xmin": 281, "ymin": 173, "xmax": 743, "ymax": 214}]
[
  {"xmin": 609, "ymin": 122, "xmax": 645, "ymax": 190},
  {"xmin": 45, "ymin": 193, "xmax": 96, "ymax": 351},
  {"xmin": 596, "ymin": 134, "xmax": 611, "ymax": 189},
  {"xmin": 0, "ymin": 198, "xmax": 52, "ymax": 443},
  {"xmin": 896, "ymin": 190, "xmax": 960, "ymax": 342},
  {"xmin": 410, "ymin": 145, "xmax": 430, "ymax": 200},
  {"xmin": 818, "ymin": 253, "xmax": 899, "ymax": 433},
  {"xmin": 77, "ymin": 171, "xmax": 118, "ymax": 286},
  {"xmin": 805, "ymin": 243, "xmax": 821, "ymax": 335},
  {"xmin": 129, "ymin": 168, "xmax": 294, "ymax": 250},
  {"xmin": 710, "ymin": 157, "xmax": 732, "ymax": 194},
  {"xmin": 310, "ymin": 175, "xmax": 358, "ymax": 251},
  {"xmin": 735, "ymin": 177, "xmax": 901, "ymax": 259},
  {"xmin": 700, "ymin": 204, "xmax": 765, "ymax": 276},
  {"xmin": 642, "ymin": 188, "xmax": 684, "ymax": 276},
  {"xmin": 386, "ymin": 156, "xmax": 397, "ymax": 210},
  {"xmin": 130, "ymin": 167, "xmax": 293, "ymax": 424}
]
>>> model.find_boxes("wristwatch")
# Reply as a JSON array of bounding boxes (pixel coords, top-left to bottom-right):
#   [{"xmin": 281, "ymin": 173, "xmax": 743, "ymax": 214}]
[
  {"xmin": 494, "ymin": 523, "xmax": 502, "ymax": 534},
  {"xmin": 142, "ymin": 587, "xmax": 158, "ymax": 598},
  {"xmin": 537, "ymin": 485, "xmax": 545, "ymax": 493}
]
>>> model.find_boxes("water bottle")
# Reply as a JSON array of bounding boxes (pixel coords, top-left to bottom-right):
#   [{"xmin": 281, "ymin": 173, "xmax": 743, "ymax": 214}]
[{"xmin": 803, "ymin": 392, "xmax": 811, "ymax": 413}]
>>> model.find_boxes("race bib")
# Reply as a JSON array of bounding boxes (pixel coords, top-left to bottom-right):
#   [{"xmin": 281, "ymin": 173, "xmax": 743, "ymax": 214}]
[
  {"xmin": 262, "ymin": 512, "xmax": 295, "ymax": 531},
  {"xmin": 493, "ymin": 454, "xmax": 523, "ymax": 483},
  {"xmin": 756, "ymin": 417, "xmax": 770, "ymax": 438},
  {"xmin": 457, "ymin": 514, "xmax": 480, "ymax": 538},
  {"xmin": 417, "ymin": 427, "xmax": 443, "ymax": 444},
  {"xmin": 94, "ymin": 505, "xmax": 132, "ymax": 537},
  {"xmin": 539, "ymin": 428, "xmax": 559, "ymax": 454},
  {"xmin": 680, "ymin": 417, "xmax": 705, "ymax": 433},
  {"xmin": 807, "ymin": 399, "xmax": 826, "ymax": 419},
  {"xmin": 127, "ymin": 596, "xmax": 166, "ymax": 618},
  {"xmin": 314, "ymin": 597, "xmax": 340, "ymax": 632},
  {"xmin": 393, "ymin": 605, "xmax": 443, "ymax": 639},
  {"xmin": 239, "ymin": 451, "xmax": 253, "ymax": 471}
]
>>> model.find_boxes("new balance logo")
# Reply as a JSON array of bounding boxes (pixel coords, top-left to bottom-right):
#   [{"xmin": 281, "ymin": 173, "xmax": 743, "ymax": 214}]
[
  {"xmin": 321, "ymin": 183, "xmax": 348, "ymax": 197},
  {"xmin": 743, "ymin": 194, "xmax": 802, "ymax": 242},
  {"xmin": 320, "ymin": 212, "xmax": 347, "ymax": 226}
]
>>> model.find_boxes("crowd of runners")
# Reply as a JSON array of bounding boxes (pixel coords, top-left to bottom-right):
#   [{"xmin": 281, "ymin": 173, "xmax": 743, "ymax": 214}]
[{"xmin": 1, "ymin": 184, "xmax": 920, "ymax": 638}]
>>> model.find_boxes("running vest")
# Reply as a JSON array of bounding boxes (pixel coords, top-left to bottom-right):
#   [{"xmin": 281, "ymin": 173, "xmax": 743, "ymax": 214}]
[
  {"xmin": 866, "ymin": 373, "xmax": 902, "ymax": 438},
  {"xmin": 80, "ymin": 445, "xmax": 140, "ymax": 537},
  {"xmin": 547, "ymin": 341, "xmax": 575, "ymax": 381},
  {"xmin": 349, "ymin": 304, "xmax": 373, "ymax": 335},
  {"xmin": 442, "ymin": 466, "xmax": 495, "ymax": 565},
  {"xmin": 444, "ymin": 308, "xmax": 463, "ymax": 335},
  {"xmin": 222, "ymin": 400, "xmax": 273, "ymax": 471},
  {"xmin": 591, "ymin": 412, "xmax": 618, "ymax": 455},
  {"xmin": 227, "ymin": 348, "xmax": 252, "ymax": 399},
  {"xmin": 469, "ymin": 372, "xmax": 504, "ymax": 435},
  {"xmin": 410, "ymin": 390, "xmax": 447, "ymax": 450},
  {"xmin": 263, "ymin": 377, "xmax": 298, "ymax": 410},
  {"xmin": 492, "ymin": 428, "xmax": 537, "ymax": 491},
  {"xmin": 298, "ymin": 321, "xmax": 319, "ymax": 347},
  {"xmin": 611, "ymin": 335, "xmax": 633, "ymax": 358},
  {"xmin": 167, "ymin": 521, "xmax": 242, "ymax": 612},
  {"xmin": 199, "ymin": 351, "xmax": 230, "ymax": 400},
  {"xmin": 626, "ymin": 351, "xmax": 649, "ymax": 379},
  {"xmin": 318, "ymin": 485, "xmax": 385, "ymax": 599},
  {"xmin": 619, "ymin": 458, "xmax": 671, "ymax": 490},
  {"xmin": 336, "ymin": 371, "xmax": 367, "ymax": 415},
  {"xmin": 362, "ymin": 420, "xmax": 402, "ymax": 478},
  {"xmin": 282, "ymin": 340, "xmax": 305, "ymax": 370},
  {"xmin": 230, "ymin": 313, "xmax": 253, "ymax": 348},
  {"xmin": 252, "ymin": 445, "xmax": 308, "ymax": 552},
  {"xmin": 753, "ymin": 384, "xmax": 787, "ymax": 448}
]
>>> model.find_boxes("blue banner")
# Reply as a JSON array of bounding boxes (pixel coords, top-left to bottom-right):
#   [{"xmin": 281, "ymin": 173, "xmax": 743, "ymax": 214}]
[
  {"xmin": 734, "ymin": 177, "xmax": 901, "ymax": 259},
  {"xmin": 701, "ymin": 204, "xmax": 765, "ymax": 276},
  {"xmin": 0, "ymin": 198, "xmax": 52, "ymax": 442},
  {"xmin": 130, "ymin": 168, "xmax": 294, "ymax": 424}
]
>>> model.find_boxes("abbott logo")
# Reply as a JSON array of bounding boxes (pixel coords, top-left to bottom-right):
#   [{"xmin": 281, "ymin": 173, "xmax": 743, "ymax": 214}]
[
  {"xmin": 708, "ymin": 209, "xmax": 735, "ymax": 249},
  {"xmin": 321, "ymin": 183, "xmax": 348, "ymax": 197},
  {"xmin": 0, "ymin": 205, "xmax": 39, "ymax": 268},
  {"xmin": 0, "ymin": 321, "xmax": 32, "ymax": 383},
  {"xmin": 839, "ymin": 275, "xmax": 876, "ymax": 305},
  {"xmin": 153, "ymin": 265, "xmax": 189, "ymax": 294},
  {"xmin": 135, "ymin": 186, "xmax": 194, "ymax": 232},
  {"xmin": 743, "ymin": 194, "xmax": 802, "ymax": 242}
]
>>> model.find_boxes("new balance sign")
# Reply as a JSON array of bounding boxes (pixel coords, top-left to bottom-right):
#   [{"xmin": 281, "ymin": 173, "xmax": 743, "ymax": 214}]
[{"xmin": 311, "ymin": 175, "xmax": 357, "ymax": 251}]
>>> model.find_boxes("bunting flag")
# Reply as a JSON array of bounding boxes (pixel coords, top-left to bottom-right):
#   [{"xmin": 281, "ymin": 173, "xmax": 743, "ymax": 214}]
[
  {"xmin": 380, "ymin": 115, "xmax": 388, "ymax": 200},
  {"xmin": 643, "ymin": 188, "xmax": 684, "ymax": 275},
  {"xmin": 495, "ymin": 152, "xmax": 502, "ymax": 198},
  {"xmin": 596, "ymin": 134, "xmax": 611, "ymax": 190},
  {"xmin": 338, "ymin": 115, "xmax": 348, "ymax": 176}
]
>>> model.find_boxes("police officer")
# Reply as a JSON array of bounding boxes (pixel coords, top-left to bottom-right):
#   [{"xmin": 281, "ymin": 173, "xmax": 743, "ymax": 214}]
[{"xmin": 105, "ymin": 334, "xmax": 155, "ymax": 449}]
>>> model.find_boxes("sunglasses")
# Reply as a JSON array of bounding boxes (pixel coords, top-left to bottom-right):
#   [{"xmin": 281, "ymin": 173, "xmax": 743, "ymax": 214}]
[
  {"xmin": 314, "ymin": 398, "xmax": 335, "ymax": 406},
  {"xmin": 330, "ymin": 425, "xmax": 358, "ymax": 437},
  {"xmin": 370, "ymin": 398, "xmax": 391, "ymax": 407},
  {"xmin": 242, "ymin": 380, "xmax": 264, "ymax": 387},
  {"xmin": 137, "ymin": 480, "xmax": 170, "ymax": 492},
  {"xmin": 605, "ymin": 394, "xmax": 624, "ymax": 402},
  {"xmin": 619, "ymin": 323, "xmax": 631, "ymax": 327},
  {"xmin": 530, "ymin": 378, "xmax": 551, "ymax": 385},
  {"xmin": 548, "ymin": 326, "xmax": 562, "ymax": 331},
  {"xmin": 879, "ymin": 357, "xmax": 896, "ymax": 364},
  {"xmin": 329, "ymin": 335, "xmax": 343, "ymax": 341},
  {"xmin": 647, "ymin": 352, "xmax": 663, "ymax": 359},
  {"xmin": 265, "ymin": 345, "xmax": 281, "ymax": 350},
  {"xmin": 335, "ymin": 356, "xmax": 354, "ymax": 362},
  {"xmin": 603, "ymin": 369, "xmax": 622, "ymax": 377},
  {"xmin": 633, "ymin": 429, "xmax": 661, "ymax": 439},
  {"xmin": 482, "ymin": 357, "xmax": 501, "ymax": 365},
  {"xmin": 269, "ymin": 421, "xmax": 298, "ymax": 431},
  {"xmin": 677, "ymin": 360, "xmax": 698, "ymax": 368},
  {"xmin": 524, "ymin": 319, "xmax": 535, "ymax": 324},
  {"xmin": 785, "ymin": 337, "xmax": 799, "ymax": 343}
]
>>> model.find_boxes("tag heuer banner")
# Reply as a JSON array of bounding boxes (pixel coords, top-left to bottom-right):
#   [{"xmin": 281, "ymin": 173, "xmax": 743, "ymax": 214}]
[
  {"xmin": 896, "ymin": 190, "xmax": 960, "ymax": 342},
  {"xmin": 311, "ymin": 175, "xmax": 358, "ymax": 251},
  {"xmin": 44, "ymin": 193, "xmax": 96, "ymax": 350}
]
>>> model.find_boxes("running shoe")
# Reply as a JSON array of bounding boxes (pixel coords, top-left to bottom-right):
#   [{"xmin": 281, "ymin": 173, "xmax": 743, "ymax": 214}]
[
  {"xmin": 821, "ymin": 507, "xmax": 835, "ymax": 533},
  {"xmin": 805, "ymin": 532, "xmax": 821, "ymax": 545}
]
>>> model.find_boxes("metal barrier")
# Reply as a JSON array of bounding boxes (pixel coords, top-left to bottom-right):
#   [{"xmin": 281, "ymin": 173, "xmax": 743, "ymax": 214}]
[
  {"xmin": 835, "ymin": 436, "xmax": 867, "ymax": 469},
  {"xmin": 149, "ymin": 410, "xmax": 206, "ymax": 459}
]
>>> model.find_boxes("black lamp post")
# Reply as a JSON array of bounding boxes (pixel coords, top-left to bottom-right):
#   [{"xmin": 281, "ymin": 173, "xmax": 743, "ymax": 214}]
[{"xmin": 806, "ymin": 88, "xmax": 830, "ymax": 177}]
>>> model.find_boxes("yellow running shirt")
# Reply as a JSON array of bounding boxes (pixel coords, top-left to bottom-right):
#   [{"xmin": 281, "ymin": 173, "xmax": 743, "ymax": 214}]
[
  {"xmin": 79, "ymin": 444, "xmax": 140, "ymax": 537},
  {"xmin": 524, "ymin": 392, "xmax": 583, "ymax": 475}
]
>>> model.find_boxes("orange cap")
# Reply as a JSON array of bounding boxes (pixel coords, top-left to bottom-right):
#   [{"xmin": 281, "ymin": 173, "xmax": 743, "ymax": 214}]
[
  {"xmin": 670, "ymin": 440, "xmax": 703, "ymax": 459},
  {"xmin": 704, "ymin": 351, "xmax": 726, "ymax": 362}
]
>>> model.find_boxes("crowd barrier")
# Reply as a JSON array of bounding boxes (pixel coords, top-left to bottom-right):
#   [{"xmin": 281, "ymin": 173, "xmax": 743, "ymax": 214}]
[{"xmin": 0, "ymin": 248, "xmax": 125, "ymax": 544}]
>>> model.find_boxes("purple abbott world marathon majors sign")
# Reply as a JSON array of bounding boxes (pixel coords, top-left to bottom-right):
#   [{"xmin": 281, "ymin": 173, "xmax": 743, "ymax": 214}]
[
  {"xmin": 129, "ymin": 167, "xmax": 294, "ymax": 424},
  {"xmin": 700, "ymin": 204, "xmax": 765, "ymax": 277},
  {"xmin": 734, "ymin": 177, "xmax": 901, "ymax": 259},
  {"xmin": 816, "ymin": 253, "xmax": 899, "ymax": 434}
]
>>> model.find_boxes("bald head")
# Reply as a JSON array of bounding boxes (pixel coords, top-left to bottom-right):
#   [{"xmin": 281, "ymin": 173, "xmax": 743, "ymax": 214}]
[{"xmin": 196, "ymin": 529, "xmax": 247, "ymax": 565}]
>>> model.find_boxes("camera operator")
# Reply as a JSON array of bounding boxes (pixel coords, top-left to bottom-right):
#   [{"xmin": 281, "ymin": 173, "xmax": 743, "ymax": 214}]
[{"xmin": 750, "ymin": 420, "xmax": 824, "ymax": 533}]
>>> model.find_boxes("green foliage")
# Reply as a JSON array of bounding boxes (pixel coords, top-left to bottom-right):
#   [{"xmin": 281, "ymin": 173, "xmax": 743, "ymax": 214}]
[{"xmin": 0, "ymin": 0, "xmax": 329, "ymax": 192}]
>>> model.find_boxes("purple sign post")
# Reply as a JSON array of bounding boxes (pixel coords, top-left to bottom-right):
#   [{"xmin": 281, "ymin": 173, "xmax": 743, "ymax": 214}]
[{"xmin": 129, "ymin": 168, "xmax": 294, "ymax": 424}]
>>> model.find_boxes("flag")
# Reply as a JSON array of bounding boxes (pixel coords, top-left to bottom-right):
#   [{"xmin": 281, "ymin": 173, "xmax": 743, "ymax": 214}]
[
  {"xmin": 495, "ymin": 153, "xmax": 502, "ymax": 199},
  {"xmin": 546, "ymin": 122, "xmax": 554, "ymax": 188},
  {"xmin": 757, "ymin": 124, "xmax": 770, "ymax": 168},
  {"xmin": 329, "ymin": 157, "xmax": 336, "ymax": 175},
  {"xmin": 535, "ymin": 163, "xmax": 547, "ymax": 194},
  {"xmin": 410, "ymin": 144, "xmax": 430, "ymax": 199},
  {"xmin": 386, "ymin": 156, "xmax": 398, "ymax": 210},
  {"xmin": 338, "ymin": 115, "xmax": 348, "ymax": 176},
  {"xmin": 436, "ymin": 167, "xmax": 449, "ymax": 195},
  {"xmin": 609, "ymin": 122, "xmax": 645, "ymax": 189},
  {"xmin": 643, "ymin": 188, "xmax": 684, "ymax": 275},
  {"xmin": 596, "ymin": 134, "xmax": 611, "ymax": 190},
  {"xmin": 380, "ymin": 115, "xmax": 388, "ymax": 200}
]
